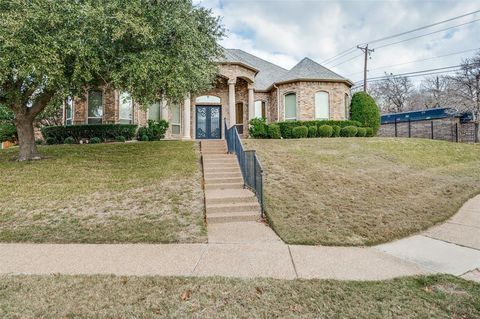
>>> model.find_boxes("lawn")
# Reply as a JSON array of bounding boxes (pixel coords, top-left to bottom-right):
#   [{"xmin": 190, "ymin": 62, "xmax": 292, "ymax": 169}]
[
  {"xmin": 0, "ymin": 141, "xmax": 206, "ymax": 243},
  {"xmin": 0, "ymin": 274, "xmax": 478, "ymax": 318},
  {"xmin": 244, "ymin": 138, "xmax": 480, "ymax": 246}
]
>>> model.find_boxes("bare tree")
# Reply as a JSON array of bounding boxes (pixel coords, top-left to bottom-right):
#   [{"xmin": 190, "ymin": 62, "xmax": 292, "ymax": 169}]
[{"xmin": 370, "ymin": 74, "xmax": 414, "ymax": 113}]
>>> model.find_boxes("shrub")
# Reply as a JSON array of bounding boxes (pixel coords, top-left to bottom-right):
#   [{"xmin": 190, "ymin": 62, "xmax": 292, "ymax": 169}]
[
  {"xmin": 137, "ymin": 120, "xmax": 168, "ymax": 141},
  {"xmin": 318, "ymin": 125, "xmax": 333, "ymax": 138},
  {"xmin": 35, "ymin": 139, "xmax": 43, "ymax": 145},
  {"xmin": 63, "ymin": 136, "xmax": 76, "ymax": 144},
  {"xmin": 89, "ymin": 137, "xmax": 101, "ymax": 144},
  {"xmin": 267, "ymin": 124, "xmax": 281, "ymax": 139},
  {"xmin": 41, "ymin": 124, "xmax": 137, "ymax": 144},
  {"xmin": 340, "ymin": 126, "xmax": 358, "ymax": 137},
  {"xmin": 357, "ymin": 127, "xmax": 367, "ymax": 137},
  {"xmin": 292, "ymin": 126, "xmax": 308, "ymax": 138},
  {"xmin": 365, "ymin": 127, "xmax": 374, "ymax": 137},
  {"xmin": 115, "ymin": 135, "xmax": 126, "ymax": 142},
  {"xmin": 276, "ymin": 120, "xmax": 362, "ymax": 139},
  {"xmin": 141, "ymin": 134, "xmax": 149, "ymax": 141},
  {"xmin": 46, "ymin": 137, "xmax": 57, "ymax": 145},
  {"xmin": 350, "ymin": 92, "xmax": 380, "ymax": 134},
  {"xmin": 308, "ymin": 126, "xmax": 317, "ymax": 138},
  {"xmin": 249, "ymin": 118, "xmax": 268, "ymax": 138},
  {"xmin": 332, "ymin": 125, "xmax": 341, "ymax": 137},
  {"xmin": 0, "ymin": 124, "xmax": 16, "ymax": 142}
]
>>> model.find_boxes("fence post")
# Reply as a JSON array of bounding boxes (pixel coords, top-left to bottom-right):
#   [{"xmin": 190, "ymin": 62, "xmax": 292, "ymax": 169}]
[
  {"xmin": 455, "ymin": 123, "xmax": 459, "ymax": 143},
  {"xmin": 394, "ymin": 119, "xmax": 398, "ymax": 137},
  {"xmin": 476, "ymin": 123, "xmax": 479, "ymax": 143},
  {"xmin": 431, "ymin": 121, "xmax": 434, "ymax": 139},
  {"xmin": 408, "ymin": 119, "xmax": 411, "ymax": 138}
]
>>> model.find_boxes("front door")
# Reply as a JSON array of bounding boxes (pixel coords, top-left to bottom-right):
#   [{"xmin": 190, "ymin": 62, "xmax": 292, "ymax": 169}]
[{"xmin": 196, "ymin": 105, "xmax": 221, "ymax": 139}]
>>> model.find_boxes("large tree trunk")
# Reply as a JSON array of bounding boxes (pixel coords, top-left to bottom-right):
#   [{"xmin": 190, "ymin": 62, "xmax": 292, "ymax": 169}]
[{"xmin": 15, "ymin": 114, "xmax": 41, "ymax": 161}]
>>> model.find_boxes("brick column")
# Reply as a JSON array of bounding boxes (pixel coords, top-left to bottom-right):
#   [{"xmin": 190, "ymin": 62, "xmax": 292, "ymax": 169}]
[
  {"xmin": 228, "ymin": 78, "xmax": 236, "ymax": 128},
  {"xmin": 182, "ymin": 94, "xmax": 191, "ymax": 140},
  {"xmin": 248, "ymin": 84, "xmax": 255, "ymax": 121}
]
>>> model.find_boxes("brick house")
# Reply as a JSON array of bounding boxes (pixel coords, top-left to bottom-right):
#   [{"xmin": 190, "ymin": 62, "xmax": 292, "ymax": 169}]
[{"xmin": 63, "ymin": 49, "xmax": 353, "ymax": 139}]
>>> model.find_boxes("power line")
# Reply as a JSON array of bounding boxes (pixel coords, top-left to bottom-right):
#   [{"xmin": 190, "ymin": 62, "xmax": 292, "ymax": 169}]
[
  {"xmin": 345, "ymin": 47, "xmax": 480, "ymax": 76},
  {"xmin": 351, "ymin": 69, "xmax": 461, "ymax": 88},
  {"xmin": 372, "ymin": 18, "xmax": 480, "ymax": 50},
  {"xmin": 321, "ymin": 47, "xmax": 357, "ymax": 64},
  {"xmin": 359, "ymin": 9, "xmax": 480, "ymax": 46},
  {"xmin": 329, "ymin": 53, "xmax": 364, "ymax": 68}
]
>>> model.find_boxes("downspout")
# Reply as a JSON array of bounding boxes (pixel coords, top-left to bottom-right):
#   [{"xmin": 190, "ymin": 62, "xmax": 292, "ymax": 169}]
[{"xmin": 273, "ymin": 83, "xmax": 280, "ymax": 121}]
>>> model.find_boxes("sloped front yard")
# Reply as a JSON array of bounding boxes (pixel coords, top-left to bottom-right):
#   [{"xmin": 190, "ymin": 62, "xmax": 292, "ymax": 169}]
[
  {"xmin": 0, "ymin": 141, "xmax": 206, "ymax": 243},
  {"xmin": 244, "ymin": 138, "xmax": 480, "ymax": 246}
]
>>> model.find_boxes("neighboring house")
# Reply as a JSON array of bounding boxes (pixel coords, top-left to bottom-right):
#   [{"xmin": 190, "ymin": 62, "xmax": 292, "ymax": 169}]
[
  {"xmin": 63, "ymin": 49, "xmax": 353, "ymax": 139},
  {"xmin": 379, "ymin": 107, "xmax": 479, "ymax": 143}
]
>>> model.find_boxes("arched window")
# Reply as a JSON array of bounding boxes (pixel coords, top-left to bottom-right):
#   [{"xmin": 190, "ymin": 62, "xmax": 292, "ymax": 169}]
[
  {"xmin": 195, "ymin": 95, "xmax": 221, "ymax": 104},
  {"xmin": 87, "ymin": 90, "xmax": 103, "ymax": 124},
  {"xmin": 119, "ymin": 92, "xmax": 133, "ymax": 124},
  {"xmin": 344, "ymin": 93, "xmax": 350, "ymax": 119},
  {"xmin": 254, "ymin": 100, "xmax": 266, "ymax": 119},
  {"xmin": 284, "ymin": 93, "xmax": 297, "ymax": 121},
  {"xmin": 315, "ymin": 91, "xmax": 329, "ymax": 120}
]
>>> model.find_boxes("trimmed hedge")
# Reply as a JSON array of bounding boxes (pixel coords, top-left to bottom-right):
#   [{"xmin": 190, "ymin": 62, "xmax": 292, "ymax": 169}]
[
  {"xmin": 366, "ymin": 127, "xmax": 374, "ymax": 137},
  {"xmin": 318, "ymin": 125, "xmax": 333, "ymax": 138},
  {"xmin": 0, "ymin": 124, "xmax": 16, "ymax": 142},
  {"xmin": 41, "ymin": 124, "xmax": 137, "ymax": 144},
  {"xmin": 350, "ymin": 92, "xmax": 381, "ymax": 134},
  {"xmin": 277, "ymin": 120, "xmax": 362, "ymax": 139},
  {"xmin": 90, "ymin": 137, "xmax": 102, "ymax": 144},
  {"xmin": 267, "ymin": 123, "xmax": 281, "ymax": 139},
  {"xmin": 308, "ymin": 126, "xmax": 317, "ymax": 138},
  {"xmin": 332, "ymin": 125, "xmax": 341, "ymax": 137},
  {"xmin": 63, "ymin": 137, "xmax": 76, "ymax": 144},
  {"xmin": 357, "ymin": 127, "xmax": 367, "ymax": 137},
  {"xmin": 249, "ymin": 118, "xmax": 268, "ymax": 138},
  {"xmin": 137, "ymin": 120, "xmax": 168, "ymax": 141},
  {"xmin": 340, "ymin": 126, "xmax": 358, "ymax": 137},
  {"xmin": 292, "ymin": 126, "xmax": 308, "ymax": 138}
]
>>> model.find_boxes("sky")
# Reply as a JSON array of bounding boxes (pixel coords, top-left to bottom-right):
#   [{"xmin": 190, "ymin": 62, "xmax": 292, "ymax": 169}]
[{"xmin": 193, "ymin": 0, "xmax": 480, "ymax": 86}]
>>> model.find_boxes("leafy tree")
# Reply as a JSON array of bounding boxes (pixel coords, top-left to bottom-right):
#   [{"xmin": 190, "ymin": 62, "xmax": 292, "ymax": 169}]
[
  {"xmin": 0, "ymin": 0, "xmax": 224, "ymax": 160},
  {"xmin": 350, "ymin": 92, "xmax": 381, "ymax": 134}
]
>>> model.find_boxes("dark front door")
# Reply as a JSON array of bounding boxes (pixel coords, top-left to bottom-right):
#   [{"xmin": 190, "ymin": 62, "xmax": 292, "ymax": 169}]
[{"xmin": 196, "ymin": 105, "xmax": 221, "ymax": 139}]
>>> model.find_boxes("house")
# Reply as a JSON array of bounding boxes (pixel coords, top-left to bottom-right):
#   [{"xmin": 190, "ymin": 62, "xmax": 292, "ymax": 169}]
[{"xmin": 63, "ymin": 49, "xmax": 353, "ymax": 139}]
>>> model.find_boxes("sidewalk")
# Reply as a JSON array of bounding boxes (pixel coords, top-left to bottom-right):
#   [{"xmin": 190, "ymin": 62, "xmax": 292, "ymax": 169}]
[{"xmin": 0, "ymin": 195, "xmax": 479, "ymax": 281}]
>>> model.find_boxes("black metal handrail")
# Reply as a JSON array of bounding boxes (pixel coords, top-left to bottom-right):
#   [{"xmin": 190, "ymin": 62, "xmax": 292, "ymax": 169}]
[{"xmin": 224, "ymin": 118, "xmax": 264, "ymax": 216}]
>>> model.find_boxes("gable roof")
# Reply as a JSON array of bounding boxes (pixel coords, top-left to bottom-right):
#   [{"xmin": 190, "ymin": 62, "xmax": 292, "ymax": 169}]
[{"xmin": 218, "ymin": 49, "xmax": 352, "ymax": 90}]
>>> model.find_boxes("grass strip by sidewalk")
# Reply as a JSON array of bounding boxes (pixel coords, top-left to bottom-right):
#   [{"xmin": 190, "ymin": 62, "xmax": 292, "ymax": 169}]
[{"xmin": 0, "ymin": 274, "xmax": 479, "ymax": 318}]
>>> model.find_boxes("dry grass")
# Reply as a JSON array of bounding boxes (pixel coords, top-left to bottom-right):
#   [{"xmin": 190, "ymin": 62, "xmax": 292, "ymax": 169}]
[
  {"xmin": 0, "ymin": 141, "xmax": 206, "ymax": 243},
  {"xmin": 244, "ymin": 138, "xmax": 480, "ymax": 246},
  {"xmin": 0, "ymin": 274, "xmax": 479, "ymax": 318}
]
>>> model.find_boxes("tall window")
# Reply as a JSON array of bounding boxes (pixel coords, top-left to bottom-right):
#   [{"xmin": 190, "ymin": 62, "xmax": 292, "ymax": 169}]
[
  {"xmin": 65, "ymin": 97, "xmax": 73, "ymax": 125},
  {"xmin": 88, "ymin": 90, "xmax": 103, "ymax": 124},
  {"xmin": 345, "ymin": 93, "xmax": 350, "ymax": 119},
  {"xmin": 171, "ymin": 104, "xmax": 181, "ymax": 135},
  {"xmin": 254, "ymin": 100, "xmax": 266, "ymax": 119},
  {"xmin": 148, "ymin": 102, "xmax": 162, "ymax": 121},
  {"xmin": 284, "ymin": 93, "xmax": 296, "ymax": 121},
  {"xmin": 315, "ymin": 91, "xmax": 329, "ymax": 120},
  {"xmin": 119, "ymin": 92, "xmax": 133, "ymax": 124}
]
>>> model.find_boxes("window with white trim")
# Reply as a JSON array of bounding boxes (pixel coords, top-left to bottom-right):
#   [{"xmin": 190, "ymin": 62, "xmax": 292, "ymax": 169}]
[
  {"xmin": 315, "ymin": 91, "xmax": 329, "ymax": 120},
  {"xmin": 87, "ymin": 90, "xmax": 103, "ymax": 124},
  {"xmin": 284, "ymin": 93, "xmax": 296, "ymax": 121},
  {"xmin": 148, "ymin": 101, "xmax": 162, "ymax": 121},
  {"xmin": 171, "ymin": 103, "xmax": 181, "ymax": 135},
  {"xmin": 65, "ymin": 97, "xmax": 73, "ymax": 125},
  {"xmin": 195, "ymin": 95, "xmax": 221, "ymax": 104},
  {"xmin": 254, "ymin": 100, "xmax": 266, "ymax": 119},
  {"xmin": 119, "ymin": 92, "xmax": 133, "ymax": 124}
]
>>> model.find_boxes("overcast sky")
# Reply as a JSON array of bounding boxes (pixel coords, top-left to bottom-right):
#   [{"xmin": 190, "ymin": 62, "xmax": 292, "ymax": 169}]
[{"xmin": 194, "ymin": 0, "xmax": 480, "ymax": 85}]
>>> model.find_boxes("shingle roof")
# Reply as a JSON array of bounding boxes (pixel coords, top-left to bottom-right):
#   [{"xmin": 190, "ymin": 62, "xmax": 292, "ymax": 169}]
[
  {"xmin": 218, "ymin": 49, "xmax": 351, "ymax": 90},
  {"xmin": 277, "ymin": 57, "xmax": 350, "ymax": 84}
]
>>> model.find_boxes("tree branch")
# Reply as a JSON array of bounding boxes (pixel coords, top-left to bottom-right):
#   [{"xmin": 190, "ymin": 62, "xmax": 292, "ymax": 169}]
[{"xmin": 28, "ymin": 90, "xmax": 55, "ymax": 118}]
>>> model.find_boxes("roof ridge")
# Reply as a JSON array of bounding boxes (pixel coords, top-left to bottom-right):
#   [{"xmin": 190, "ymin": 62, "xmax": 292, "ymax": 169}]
[{"xmin": 226, "ymin": 48, "xmax": 289, "ymax": 71}]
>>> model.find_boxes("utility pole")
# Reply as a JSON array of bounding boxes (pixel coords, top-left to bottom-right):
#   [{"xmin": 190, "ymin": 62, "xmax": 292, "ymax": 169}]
[{"xmin": 357, "ymin": 44, "xmax": 374, "ymax": 92}]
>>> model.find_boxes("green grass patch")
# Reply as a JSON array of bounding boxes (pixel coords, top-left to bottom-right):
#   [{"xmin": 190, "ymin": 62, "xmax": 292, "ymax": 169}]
[
  {"xmin": 0, "ymin": 274, "xmax": 479, "ymax": 318},
  {"xmin": 244, "ymin": 138, "xmax": 480, "ymax": 246},
  {"xmin": 0, "ymin": 141, "xmax": 206, "ymax": 243}
]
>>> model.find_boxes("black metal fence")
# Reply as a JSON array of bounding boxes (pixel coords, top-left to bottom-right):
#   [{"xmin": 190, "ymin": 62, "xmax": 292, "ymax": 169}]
[{"xmin": 225, "ymin": 119, "xmax": 265, "ymax": 216}]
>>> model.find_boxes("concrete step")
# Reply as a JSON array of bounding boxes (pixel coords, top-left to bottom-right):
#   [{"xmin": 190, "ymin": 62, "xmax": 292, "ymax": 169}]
[
  {"xmin": 205, "ymin": 182, "xmax": 244, "ymax": 191},
  {"xmin": 204, "ymin": 177, "xmax": 244, "ymax": 184},
  {"xmin": 204, "ymin": 172, "xmax": 243, "ymax": 179},
  {"xmin": 202, "ymin": 150, "xmax": 227, "ymax": 154},
  {"xmin": 203, "ymin": 167, "xmax": 240, "ymax": 173},
  {"xmin": 205, "ymin": 188, "xmax": 254, "ymax": 199},
  {"xmin": 203, "ymin": 158, "xmax": 237, "ymax": 163},
  {"xmin": 208, "ymin": 221, "xmax": 282, "ymax": 243},
  {"xmin": 206, "ymin": 194, "xmax": 257, "ymax": 205},
  {"xmin": 206, "ymin": 211, "xmax": 259, "ymax": 224},
  {"xmin": 206, "ymin": 202, "xmax": 260, "ymax": 214},
  {"xmin": 203, "ymin": 154, "xmax": 235, "ymax": 159}
]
